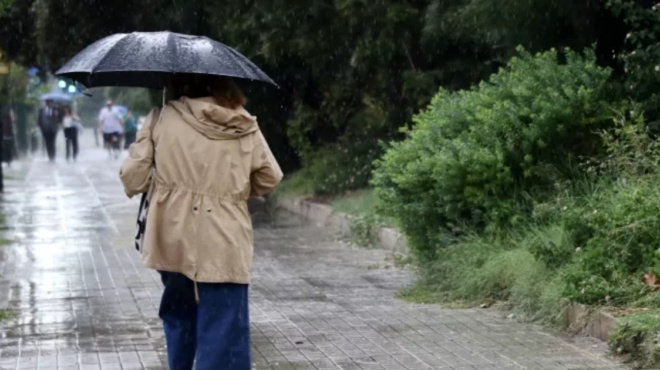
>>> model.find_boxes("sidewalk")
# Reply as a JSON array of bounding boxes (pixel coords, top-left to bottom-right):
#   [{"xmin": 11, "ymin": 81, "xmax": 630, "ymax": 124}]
[{"xmin": 0, "ymin": 132, "xmax": 627, "ymax": 370}]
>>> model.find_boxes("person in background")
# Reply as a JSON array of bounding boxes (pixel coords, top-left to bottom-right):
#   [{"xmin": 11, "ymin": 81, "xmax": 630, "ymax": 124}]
[
  {"xmin": 98, "ymin": 100, "xmax": 123, "ymax": 159},
  {"xmin": 0, "ymin": 104, "xmax": 15, "ymax": 166},
  {"xmin": 37, "ymin": 98, "xmax": 62, "ymax": 162},
  {"xmin": 119, "ymin": 75, "xmax": 282, "ymax": 370},
  {"xmin": 122, "ymin": 109, "xmax": 138, "ymax": 149},
  {"xmin": 62, "ymin": 106, "xmax": 81, "ymax": 162}
]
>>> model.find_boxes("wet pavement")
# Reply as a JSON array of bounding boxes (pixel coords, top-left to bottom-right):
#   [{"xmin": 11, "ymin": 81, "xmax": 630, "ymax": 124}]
[{"xmin": 0, "ymin": 132, "xmax": 627, "ymax": 370}]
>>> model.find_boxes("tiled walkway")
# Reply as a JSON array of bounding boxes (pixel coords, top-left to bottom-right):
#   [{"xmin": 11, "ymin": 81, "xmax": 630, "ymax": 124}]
[{"xmin": 0, "ymin": 132, "xmax": 627, "ymax": 369}]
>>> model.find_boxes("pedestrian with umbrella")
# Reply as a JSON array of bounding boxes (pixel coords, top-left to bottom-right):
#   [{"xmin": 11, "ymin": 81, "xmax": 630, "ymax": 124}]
[
  {"xmin": 57, "ymin": 31, "xmax": 282, "ymax": 370},
  {"xmin": 37, "ymin": 98, "xmax": 62, "ymax": 162}
]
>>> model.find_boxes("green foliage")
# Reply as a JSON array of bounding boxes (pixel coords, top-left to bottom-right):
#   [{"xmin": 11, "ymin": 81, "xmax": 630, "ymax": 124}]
[
  {"xmin": 15, "ymin": 0, "xmax": 505, "ymax": 189},
  {"xmin": 610, "ymin": 311, "xmax": 660, "ymax": 369},
  {"xmin": 426, "ymin": 0, "xmax": 597, "ymax": 53},
  {"xmin": 271, "ymin": 171, "xmax": 316, "ymax": 200},
  {"xmin": 300, "ymin": 141, "xmax": 380, "ymax": 196},
  {"xmin": 527, "ymin": 225, "xmax": 575, "ymax": 269},
  {"xmin": 606, "ymin": 0, "xmax": 660, "ymax": 129},
  {"xmin": 553, "ymin": 111, "xmax": 660, "ymax": 305},
  {"xmin": 560, "ymin": 176, "xmax": 660, "ymax": 304},
  {"xmin": 349, "ymin": 212, "xmax": 385, "ymax": 247},
  {"xmin": 590, "ymin": 108, "xmax": 660, "ymax": 178},
  {"xmin": 0, "ymin": 0, "xmax": 37, "ymax": 65},
  {"xmin": 3, "ymin": 0, "xmax": 641, "ymax": 199},
  {"xmin": 0, "ymin": 63, "xmax": 39, "ymax": 105},
  {"xmin": 332, "ymin": 190, "xmax": 396, "ymax": 247},
  {"xmin": 332, "ymin": 190, "xmax": 379, "ymax": 217},
  {"xmin": 0, "ymin": 0, "xmax": 14, "ymax": 14},
  {"xmin": 373, "ymin": 48, "xmax": 614, "ymax": 263}
]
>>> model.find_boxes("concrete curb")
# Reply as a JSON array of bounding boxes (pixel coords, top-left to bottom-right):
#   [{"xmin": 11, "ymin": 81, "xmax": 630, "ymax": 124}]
[
  {"xmin": 277, "ymin": 196, "xmax": 408, "ymax": 253},
  {"xmin": 566, "ymin": 304, "xmax": 617, "ymax": 342}
]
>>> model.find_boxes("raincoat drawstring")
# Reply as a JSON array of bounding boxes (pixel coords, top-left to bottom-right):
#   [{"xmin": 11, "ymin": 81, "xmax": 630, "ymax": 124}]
[{"xmin": 194, "ymin": 280, "xmax": 200, "ymax": 304}]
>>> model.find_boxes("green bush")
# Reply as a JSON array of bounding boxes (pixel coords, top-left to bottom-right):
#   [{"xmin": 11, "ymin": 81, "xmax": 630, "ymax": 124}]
[
  {"xmin": 561, "ymin": 177, "xmax": 660, "ymax": 305},
  {"xmin": 372, "ymin": 47, "xmax": 614, "ymax": 263},
  {"xmin": 348, "ymin": 212, "xmax": 385, "ymax": 247},
  {"xmin": 527, "ymin": 225, "xmax": 574, "ymax": 269},
  {"xmin": 554, "ymin": 114, "xmax": 660, "ymax": 305}
]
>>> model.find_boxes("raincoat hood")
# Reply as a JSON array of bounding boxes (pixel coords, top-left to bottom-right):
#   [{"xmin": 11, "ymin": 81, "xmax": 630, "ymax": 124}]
[{"xmin": 169, "ymin": 96, "xmax": 258, "ymax": 140}]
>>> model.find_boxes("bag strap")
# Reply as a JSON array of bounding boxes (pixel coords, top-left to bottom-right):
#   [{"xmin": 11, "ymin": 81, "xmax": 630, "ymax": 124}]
[
  {"xmin": 148, "ymin": 107, "xmax": 162, "ymax": 135},
  {"xmin": 146, "ymin": 107, "xmax": 163, "ymax": 194}
]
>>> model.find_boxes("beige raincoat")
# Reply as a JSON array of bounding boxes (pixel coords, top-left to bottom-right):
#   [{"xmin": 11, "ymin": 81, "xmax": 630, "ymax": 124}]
[{"xmin": 119, "ymin": 97, "xmax": 282, "ymax": 285}]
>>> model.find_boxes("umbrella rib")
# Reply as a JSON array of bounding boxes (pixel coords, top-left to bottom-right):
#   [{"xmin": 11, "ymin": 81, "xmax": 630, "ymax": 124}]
[
  {"xmin": 201, "ymin": 37, "xmax": 254, "ymax": 80},
  {"xmin": 214, "ymin": 39, "xmax": 266, "ymax": 83},
  {"xmin": 91, "ymin": 34, "xmax": 133, "ymax": 75}
]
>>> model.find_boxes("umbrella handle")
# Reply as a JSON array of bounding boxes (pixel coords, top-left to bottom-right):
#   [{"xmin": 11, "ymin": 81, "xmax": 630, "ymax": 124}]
[{"xmin": 162, "ymin": 88, "xmax": 166, "ymax": 107}]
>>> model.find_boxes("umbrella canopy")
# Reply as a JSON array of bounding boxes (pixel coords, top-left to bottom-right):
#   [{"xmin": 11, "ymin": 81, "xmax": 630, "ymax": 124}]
[
  {"xmin": 40, "ymin": 91, "xmax": 73, "ymax": 103},
  {"xmin": 114, "ymin": 105, "xmax": 128, "ymax": 116},
  {"xmin": 55, "ymin": 31, "xmax": 276, "ymax": 89}
]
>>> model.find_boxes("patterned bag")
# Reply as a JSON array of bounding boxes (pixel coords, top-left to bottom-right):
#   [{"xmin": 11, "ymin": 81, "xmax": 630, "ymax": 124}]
[{"xmin": 134, "ymin": 108, "xmax": 162, "ymax": 252}]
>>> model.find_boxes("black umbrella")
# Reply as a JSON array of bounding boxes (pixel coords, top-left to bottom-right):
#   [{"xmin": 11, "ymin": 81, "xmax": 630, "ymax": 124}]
[{"xmin": 55, "ymin": 31, "xmax": 276, "ymax": 89}]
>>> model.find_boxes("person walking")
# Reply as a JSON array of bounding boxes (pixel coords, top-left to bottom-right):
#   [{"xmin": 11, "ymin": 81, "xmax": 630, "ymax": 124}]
[
  {"xmin": 37, "ymin": 99, "xmax": 61, "ymax": 162},
  {"xmin": 0, "ymin": 104, "xmax": 15, "ymax": 166},
  {"xmin": 122, "ymin": 109, "xmax": 138, "ymax": 149},
  {"xmin": 98, "ymin": 100, "xmax": 123, "ymax": 159},
  {"xmin": 119, "ymin": 75, "xmax": 282, "ymax": 370},
  {"xmin": 62, "ymin": 106, "xmax": 81, "ymax": 162}
]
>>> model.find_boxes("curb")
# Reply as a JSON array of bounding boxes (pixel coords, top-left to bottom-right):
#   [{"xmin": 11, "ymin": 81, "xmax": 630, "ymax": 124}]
[
  {"xmin": 277, "ymin": 196, "xmax": 408, "ymax": 253},
  {"xmin": 566, "ymin": 304, "xmax": 617, "ymax": 342}
]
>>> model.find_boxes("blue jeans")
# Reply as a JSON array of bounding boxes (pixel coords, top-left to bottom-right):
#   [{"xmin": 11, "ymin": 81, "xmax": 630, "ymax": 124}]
[{"xmin": 158, "ymin": 271, "xmax": 251, "ymax": 370}]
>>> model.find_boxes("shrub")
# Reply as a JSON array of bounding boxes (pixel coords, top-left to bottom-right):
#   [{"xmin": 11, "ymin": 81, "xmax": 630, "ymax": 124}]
[
  {"xmin": 557, "ymin": 113, "xmax": 660, "ymax": 305},
  {"xmin": 561, "ymin": 177, "xmax": 660, "ymax": 305},
  {"xmin": 527, "ymin": 225, "xmax": 575, "ymax": 269},
  {"xmin": 349, "ymin": 212, "xmax": 385, "ymax": 247},
  {"xmin": 372, "ymin": 47, "xmax": 614, "ymax": 263}
]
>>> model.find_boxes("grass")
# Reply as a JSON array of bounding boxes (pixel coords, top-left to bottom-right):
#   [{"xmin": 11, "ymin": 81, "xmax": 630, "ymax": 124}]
[
  {"xmin": 610, "ymin": 311, "xmax": 660, "ymax": 368},
  {"xmin": 274, "ymin": 174, "xmax": 397, "ymax": 247},
  {"xmin": 332, "ymin": 190, "xmax": 396, "ymax": 226},
  {"xmin": 332, "ymin": 190, "xmax": 379, "ymax": 216},
  {"xmin": 272, "ymin": 171, "xmax": 315, "ymax": 199},
  {"xmin": 399, "ymin": 231, "xmax": 570, "ymax": 324},
  {"xmin": 331, "ymin": 190, "xmax": 401, "ymax": 246}
]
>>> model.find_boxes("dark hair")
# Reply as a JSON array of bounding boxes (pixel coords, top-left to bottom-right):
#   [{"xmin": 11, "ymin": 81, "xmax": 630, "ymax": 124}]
[
  {"xmin": 169, "ymin": 74, "xmax": 246, "ymax": 109},
  {"xmin": 63, "ymin": 106, "xmax": 72, "ymax": 115}
]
